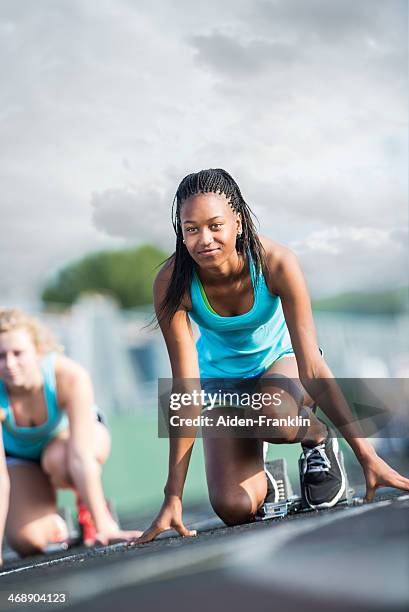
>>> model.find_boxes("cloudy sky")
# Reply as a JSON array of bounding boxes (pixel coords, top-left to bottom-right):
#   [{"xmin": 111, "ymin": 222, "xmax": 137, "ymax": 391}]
[{"xmin": 1, "ymin": 0, "xmax": 407, "ymax": 302}]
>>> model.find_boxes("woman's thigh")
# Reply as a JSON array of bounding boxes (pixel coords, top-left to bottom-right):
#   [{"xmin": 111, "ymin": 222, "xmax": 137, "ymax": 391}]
[
  {"xmin": 201, "ymin": 356, "xmax": 314, "ymax": 522},
  {"xmin": 256, "ymin": 355, "xmax": 319, "ymax": 443},
  {"xmin": 5, "ymin": 462, "xmax": 57, "ymax": 544},
  {"xmin": 203, "ymin": 422, "xmax": 267, "ymax": 523},
  {"xmin": 261, "ymin": 355, "xmax": 315, "ymax": 406},
  {"xmin": 42, "ymin": 420, "xmax": 111, "ymax": 473}
]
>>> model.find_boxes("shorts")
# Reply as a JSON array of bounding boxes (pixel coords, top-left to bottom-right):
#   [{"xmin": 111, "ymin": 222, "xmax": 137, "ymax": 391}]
[
  {"xmin": 5, "ymin": 407, "xmax": 109, "ymax": 467},
  {"xmin": 200, "ymin": 347, "xmax": 324, "ymax": 411},
  {"xmin": 4, "ymin": 454, "xmax": 40, "ymax": 467}
]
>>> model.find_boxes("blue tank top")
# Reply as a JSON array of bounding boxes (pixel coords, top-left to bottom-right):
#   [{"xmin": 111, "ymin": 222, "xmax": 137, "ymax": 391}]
[
  {"xmin": 189, "ymin": 252, "xmax": 294, "ymax": 379},
  {"xmin": 0, "ymin": 352, "xmax": 69, "ymax": 460}
]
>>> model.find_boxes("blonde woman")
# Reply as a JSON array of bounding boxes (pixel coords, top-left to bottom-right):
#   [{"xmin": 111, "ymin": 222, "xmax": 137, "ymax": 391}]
[{"xmin": 0, "ymin": 308, "xmax": 141, "ymax": 565}]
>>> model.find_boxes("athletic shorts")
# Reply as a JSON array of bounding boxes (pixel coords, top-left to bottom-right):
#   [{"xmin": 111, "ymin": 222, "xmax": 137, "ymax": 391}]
[
  {"xmin": 200, "ymin": 348, "xmax": 324, "ymax": 412},
  {"xmin": 4, "ymin": 407, "xmax": 109, "ymax": 466}
]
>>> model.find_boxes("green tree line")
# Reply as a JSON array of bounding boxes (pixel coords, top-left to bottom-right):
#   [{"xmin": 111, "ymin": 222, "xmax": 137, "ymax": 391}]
[
  {"xmin": 42, "ymin": 244, "xmax": 169, "ymax": 309},
  {"xmin": 312, "ymin": 286, "xmax": 408, "ymax": 315},
  {"xmin": 42, "ymin": 244, "xmax": 408, "ymax": 314}
]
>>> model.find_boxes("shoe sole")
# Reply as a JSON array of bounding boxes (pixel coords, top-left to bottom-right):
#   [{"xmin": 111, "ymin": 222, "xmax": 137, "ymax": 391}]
[
  {"xmin": 265, "ymin": 467, "xmax": 280, "ymax": 502},
  {"xmin": 265, "ymin": 458, "xmax": 294, "ymax": 503},
  {"xmin": 302, "ymin": 436, "xmax": 346, "ymax": 509}
]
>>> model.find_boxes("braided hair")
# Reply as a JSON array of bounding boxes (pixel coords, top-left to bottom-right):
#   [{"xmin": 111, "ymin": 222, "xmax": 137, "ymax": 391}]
[{"xmin": 156, "ymin": 168, "xmax": 268, "ymax": 326}]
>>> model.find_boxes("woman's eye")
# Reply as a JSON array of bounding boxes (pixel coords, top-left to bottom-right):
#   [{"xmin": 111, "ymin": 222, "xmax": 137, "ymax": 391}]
[{"xmin": 185, "ymin": 224, "xmax": 222, "ymax": 233}]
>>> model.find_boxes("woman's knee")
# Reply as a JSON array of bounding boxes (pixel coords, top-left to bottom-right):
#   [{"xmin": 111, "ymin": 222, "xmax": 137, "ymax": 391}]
[
  {"xmin": 210, "ymin": 489, "xmax": 262, "ymax": 526},
  {"xmin": 8, "ymin": 525, "xmax": 48, "ymax": 557},
  {"xmin": 41, "ymin": 441, "xmax": 72, "ymax": 487},
  {"xmin": 93, "ymin": 422, "xmax": 111, "ymax": 464}
]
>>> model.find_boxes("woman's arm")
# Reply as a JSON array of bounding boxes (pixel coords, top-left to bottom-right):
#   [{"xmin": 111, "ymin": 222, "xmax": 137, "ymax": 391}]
[
  {"xmin": 137, "ymin": 262, "xmax": 201, "ymax": 543},
  {"xmin": 268, "ymin": 244, "xmax": 409, "ymax": 501},
  {"xmin": 56, "ymin": 357, "xmax": 142, "ymax": 542},
  {"xmin": 0, "ymin": 422, "xmax": 10, "ymax": 566}
]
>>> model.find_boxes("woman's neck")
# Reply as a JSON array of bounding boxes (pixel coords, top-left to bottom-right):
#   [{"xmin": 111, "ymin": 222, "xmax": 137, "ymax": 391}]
[{"xmin": 198, "ymin": 250, "xmax": 248, "ymax": 285}]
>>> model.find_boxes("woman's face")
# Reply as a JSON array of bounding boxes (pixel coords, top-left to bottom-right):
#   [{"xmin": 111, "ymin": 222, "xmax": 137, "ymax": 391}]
[
  {"xmin": 180, "ymin": 192, "xmax": 242, "ymax": 267},
  {"xmin": 0, "ymin": 328, "xmax": 41, "ymax": 388}
]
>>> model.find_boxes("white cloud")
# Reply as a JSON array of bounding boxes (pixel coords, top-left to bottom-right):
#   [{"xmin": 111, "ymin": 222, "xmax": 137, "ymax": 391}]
[
  {"xmin": 291, "ymin": 225, "xmax": 408, "ymax": 296},
  {"xmin": 0, "ymin": 0, "xmax": 407, "ymax": 301},
  {"xmin": 91, "ymin": 186, "xmax": 175, "ymax": 247}
]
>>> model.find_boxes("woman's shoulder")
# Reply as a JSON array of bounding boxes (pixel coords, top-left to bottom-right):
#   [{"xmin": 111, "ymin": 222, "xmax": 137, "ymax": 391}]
[
  {"xmin": 258, "ymin": 235, "xmax": 297, "ymax": 267},
  {"xmin": 258, "ymin": 235, "xmax": 299, "ymax": 293},
  {"xmin": 54, "ymin": 354, "xmax": 92, "ymax": 405},
  {"xmin": 54, "ymin": 354, "xmax": 87, "ymax": 377},
  {"xmin": 153, "ymin": 255, "xmax": 192, "ymax": 311}
]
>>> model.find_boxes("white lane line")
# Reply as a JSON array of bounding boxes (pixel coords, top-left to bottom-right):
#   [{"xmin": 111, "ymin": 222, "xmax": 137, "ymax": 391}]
[
  {"xmin": 0, "ymin": 554, "xmax": 82, "ymax": 577},
  {"xmin": 0, "ymin": 537, "xmax": 243, "ymax": 610},
  {"xmin": 0, "ymin": 543, "xmax": 128, "ymax": 578},
  {"xmin": 0, "ymin": 513, "xmax": 225, "ymax": 576},
  {"xmin": 0, "ymin": 501, "xmax": 394, "ymax": 583},
  {"xmin": 0, "ymin": 496, "xmax": 406, "ymax": 607}
]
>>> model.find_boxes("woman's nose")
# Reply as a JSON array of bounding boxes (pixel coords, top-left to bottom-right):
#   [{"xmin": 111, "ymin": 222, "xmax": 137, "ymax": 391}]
[
  {"xmin": 198, "ymin": 229, "xmax": 214, "ymax": 246},
  {"xmin": 5, "ymin": 353, "xmax": 17, "ymax": 368}
]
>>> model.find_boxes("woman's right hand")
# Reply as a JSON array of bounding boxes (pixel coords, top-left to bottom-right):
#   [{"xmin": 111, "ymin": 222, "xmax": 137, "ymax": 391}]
[{"xmin": 136, "ymin": 495, "xmax": 197, "ymax": 544}]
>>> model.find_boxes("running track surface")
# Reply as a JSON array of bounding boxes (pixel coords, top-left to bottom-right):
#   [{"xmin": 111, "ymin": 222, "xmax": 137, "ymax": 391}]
[{"xmin": 0, "ymin": 491, "xmax": 408, "ymax": 612}]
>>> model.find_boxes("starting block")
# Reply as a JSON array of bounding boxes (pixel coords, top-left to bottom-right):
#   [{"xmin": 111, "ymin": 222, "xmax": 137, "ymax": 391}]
[
  {"xmin": 256, "ymin": 455, "xmax": 358, "ymax": 521},
  {"xmin": 43, "ymin": 498, "xmax": 119, "ymax": 553}
]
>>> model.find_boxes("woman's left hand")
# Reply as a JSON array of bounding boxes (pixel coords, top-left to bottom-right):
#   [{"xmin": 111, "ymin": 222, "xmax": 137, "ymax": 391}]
[
  {"xmin": 361, "ymin": 452, "xmax": 409, "ymax": 502},
  {"xmin": 95, "ymin": 522, "xmax": 143, "ymax": 545}
]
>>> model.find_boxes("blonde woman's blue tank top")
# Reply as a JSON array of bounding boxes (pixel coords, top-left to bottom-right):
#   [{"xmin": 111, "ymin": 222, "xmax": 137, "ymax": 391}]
[
  {"xmin": 0, "ymin": 353, "xmax": 69, "ymax": 460},
  {"xmin": 189, "ymin": 252, "xmax": 294, "ymax": 379}
]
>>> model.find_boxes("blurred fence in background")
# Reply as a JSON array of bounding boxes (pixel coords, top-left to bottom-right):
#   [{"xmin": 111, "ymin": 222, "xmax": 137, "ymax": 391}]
[
  {"xmin": 42, "ymin": 296, "xmax": 169, "ymax": 414},
  {"xmin": 36, "ymin": 295, "xmax": 409, "ymax": 415},
  {"xmin": 314, "ymin": 311, "xmax": 409, "ymax": 378},
  {"xmin": 39, "ymin": 295, "xmax": 409, "ymax": 416}
]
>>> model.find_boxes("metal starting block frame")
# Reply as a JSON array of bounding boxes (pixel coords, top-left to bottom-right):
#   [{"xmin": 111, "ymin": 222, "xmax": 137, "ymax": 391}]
[
  {"xmin": 256, "ymin": 499, "xmax": 294, "ymax": 520},
  {"xmin": 256, "ymin": 451, "xmax": 358, "ymax": 521},
  {"xmin": 255, "ymin": 490, "xmax": 360, "ymax": 521}
]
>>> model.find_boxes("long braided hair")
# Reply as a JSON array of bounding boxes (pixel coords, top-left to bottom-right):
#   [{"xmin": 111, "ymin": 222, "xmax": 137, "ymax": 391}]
[{"xmin": 155, "ymin": 168, "xmax": 268, "ymax": 326}]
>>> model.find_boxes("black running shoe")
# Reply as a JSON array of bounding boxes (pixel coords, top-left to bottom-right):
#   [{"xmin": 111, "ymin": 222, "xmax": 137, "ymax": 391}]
[{"xmin": 299, "ymin": 427, "xmax": 347, "ymax": 509}]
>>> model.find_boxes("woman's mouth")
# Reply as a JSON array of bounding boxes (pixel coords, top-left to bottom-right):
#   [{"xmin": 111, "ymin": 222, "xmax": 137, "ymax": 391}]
[
  {"xmin": 5, "ymin": 370, "xmax": 20, "ymax": 380},
  {"xmin": 198, "ymin": 248, "xmax": 220, "ymax": 257}
]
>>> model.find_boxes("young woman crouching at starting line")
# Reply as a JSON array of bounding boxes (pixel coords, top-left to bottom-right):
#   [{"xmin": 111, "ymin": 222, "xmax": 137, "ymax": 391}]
[
  {"xmin": 138, "ymin": 168, "xmax": 409, "ymax": 543},
  {"xmin": 0, "ymin": 309, "xmax": 142, "ymax": 565}
]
